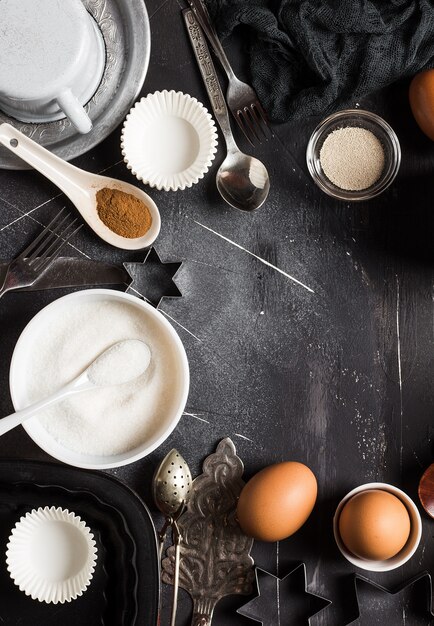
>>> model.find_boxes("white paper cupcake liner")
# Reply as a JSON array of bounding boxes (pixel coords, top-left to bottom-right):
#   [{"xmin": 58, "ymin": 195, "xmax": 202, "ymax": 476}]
[
  {"xmin": 6, "ymin": 506, "xmax": 98, "ymax": 604},
  {"xmin": 121, "ymin": 90, "xmax": 218, "ymax": 191}
]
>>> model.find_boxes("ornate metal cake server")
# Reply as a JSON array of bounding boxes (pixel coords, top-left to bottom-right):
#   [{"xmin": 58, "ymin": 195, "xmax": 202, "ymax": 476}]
[{"xmin": 161, "ymin": 437, "xmax": 254, "ymax": 626}]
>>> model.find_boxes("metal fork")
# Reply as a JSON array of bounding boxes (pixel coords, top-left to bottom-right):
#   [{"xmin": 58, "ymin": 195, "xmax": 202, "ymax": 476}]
[
  {"xmin": 186, "ymin": 0, "xmax": 272, "ymax": 146},
  {"xmin": 0, "ymin": 209, "xmax": 82, "ymax": 299}
]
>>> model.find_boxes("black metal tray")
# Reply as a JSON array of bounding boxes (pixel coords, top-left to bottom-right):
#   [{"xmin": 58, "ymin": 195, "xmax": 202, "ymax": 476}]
[{"xmin": 0, "ymin": 460, "xmax": 159, "ymax": 626}]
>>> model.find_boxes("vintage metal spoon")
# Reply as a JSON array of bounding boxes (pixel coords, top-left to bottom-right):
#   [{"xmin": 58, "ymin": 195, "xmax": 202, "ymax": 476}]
[
  {"xmin": 0, "ymin": 340, "xmax": 151, "ymax": 437},
  {"xmin": 184, "ymin": 10, "xmax": 269, "ymax": 212},
  {"xmin": 153, "ymin": 449, "xmax": 192, "ymax": 626},
  {"xmin": 0, "ymin": 123, "xmax": 160, "ymax": 250}
]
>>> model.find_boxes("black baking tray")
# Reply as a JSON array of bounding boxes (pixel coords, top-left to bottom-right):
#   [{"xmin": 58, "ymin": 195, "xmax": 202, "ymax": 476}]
[{"xmin": 0, "ymin": 460, "xmax": 159, "ymax": 626}]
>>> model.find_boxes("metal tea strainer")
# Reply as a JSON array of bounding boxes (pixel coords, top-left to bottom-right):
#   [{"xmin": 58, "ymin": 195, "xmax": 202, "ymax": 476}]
[{"xmin": 153, "ymin": 449, "xmax": 192, "ymax": 626}]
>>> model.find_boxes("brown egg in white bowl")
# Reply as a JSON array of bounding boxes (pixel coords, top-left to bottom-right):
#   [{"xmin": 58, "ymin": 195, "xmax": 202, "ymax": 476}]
[{"xmin": 333, "ymin": 482, "xmax": 422, "ymax": 572}]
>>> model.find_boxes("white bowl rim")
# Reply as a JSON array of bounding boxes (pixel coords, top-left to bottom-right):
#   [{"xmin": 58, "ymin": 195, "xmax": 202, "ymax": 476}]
[
  {"xmin": 333, "ymin": 482, "xmax": 422, "ymax": 572},
  {"xmin": 9, "ymin": 289, "xmax": 190, "ymax": 470}
]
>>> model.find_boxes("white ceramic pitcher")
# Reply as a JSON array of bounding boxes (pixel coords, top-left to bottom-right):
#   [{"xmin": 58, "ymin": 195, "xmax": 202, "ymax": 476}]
[{"xmin": 0, "ymin": 0, "xmax": 106, "ymax": 134}]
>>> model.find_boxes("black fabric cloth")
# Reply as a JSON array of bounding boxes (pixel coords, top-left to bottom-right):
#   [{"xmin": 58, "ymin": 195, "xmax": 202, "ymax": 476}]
[{"xmin": 206, "ymin": 0, "xmax": 434, "ymax": 123}]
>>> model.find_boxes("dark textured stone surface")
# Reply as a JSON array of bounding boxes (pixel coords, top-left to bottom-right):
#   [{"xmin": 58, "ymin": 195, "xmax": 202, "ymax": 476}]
[{"xmin": 1, "ymin": 0, "xmax": 434, "ymax": 624}]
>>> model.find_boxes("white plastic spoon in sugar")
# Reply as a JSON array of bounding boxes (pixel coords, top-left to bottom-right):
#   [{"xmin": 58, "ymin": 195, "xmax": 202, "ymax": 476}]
[
  {"xmin": 0, "ymin": 123, "xmax": 160, "ymax": 250},
  {"xmin": 0, "ymin": 339, "xmax": 151, "ymax": 437}
]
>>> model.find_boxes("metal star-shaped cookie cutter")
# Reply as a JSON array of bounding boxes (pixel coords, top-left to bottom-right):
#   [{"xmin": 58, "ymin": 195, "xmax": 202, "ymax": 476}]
[
  {"xmin": 237, "ymin": 563, "xmax": 331, "ymax": 626},
  {"xmin": 124, "ymin": 246, "xmax": 182, "ymax": 308},
  {"xmin": 345, "ymin": 571, "xmax": 434, "ymax": 625}
]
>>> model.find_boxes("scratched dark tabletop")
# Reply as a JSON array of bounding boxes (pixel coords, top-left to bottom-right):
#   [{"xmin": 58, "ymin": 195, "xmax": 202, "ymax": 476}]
[{"xmin": 1, "ymin": 1, "xmax": 434, "ymax": 625}]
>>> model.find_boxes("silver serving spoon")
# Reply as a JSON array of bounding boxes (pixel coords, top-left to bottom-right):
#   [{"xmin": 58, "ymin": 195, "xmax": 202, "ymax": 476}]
[
  {"xmin": 184, "ymin": 10, "xmax": 269, "ymax": 212},
  {"xmin": 153, "ymin": 449, "xmax": 192, "ymax": 626},
  {"xmin": 0, "ymin": 339, "xmax": 151, "ymax": 437}
]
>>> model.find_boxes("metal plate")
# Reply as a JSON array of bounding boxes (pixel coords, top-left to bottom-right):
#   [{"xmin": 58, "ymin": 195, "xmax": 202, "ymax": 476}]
[{"xmin": 0, "ymin": 0, "xmax": 150, "ymax": 170}]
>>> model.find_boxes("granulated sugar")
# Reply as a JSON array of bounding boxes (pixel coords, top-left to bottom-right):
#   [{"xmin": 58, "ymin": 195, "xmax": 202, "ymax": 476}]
[
  {"xmin": 25, "ymin": 300, "xmax": 181, "ymax": 456},
  {"xmin": 319, "ymin": 127, "xmax": 385, "ymax": 191},
  {"xmin": 87, "ymin": 339, "xmax": 151, "ymax": 387}
]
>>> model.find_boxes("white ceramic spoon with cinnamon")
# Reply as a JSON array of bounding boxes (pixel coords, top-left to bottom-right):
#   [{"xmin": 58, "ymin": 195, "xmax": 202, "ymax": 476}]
[{"xmin": 0, "ymin": 123, "xmax": 160, "ymax": 250}]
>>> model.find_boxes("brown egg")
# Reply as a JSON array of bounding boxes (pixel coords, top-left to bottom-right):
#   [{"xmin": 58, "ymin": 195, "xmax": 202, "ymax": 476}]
[
  {"xmin": 338, "ymin": 489, "xmax": 411, "ymax": 561},
  {"xmin": 236, "ymin": 461, "xmax": 317, "ymax": 541},
  {"xmin": 409, "ymin": 69, "xmax": 434, "ymax": 141}
]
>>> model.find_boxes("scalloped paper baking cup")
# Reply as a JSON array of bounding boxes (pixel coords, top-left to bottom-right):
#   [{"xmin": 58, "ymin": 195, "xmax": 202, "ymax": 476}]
[
  {"xmin": 6, "ymin": 506, "xmax": 98, "ymax": 604},
  {"xmin": 121, "ymin": 90, "xmax": 218, "ymax": 191}
]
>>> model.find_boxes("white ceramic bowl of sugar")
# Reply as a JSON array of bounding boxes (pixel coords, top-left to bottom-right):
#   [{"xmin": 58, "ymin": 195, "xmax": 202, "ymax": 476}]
[{"xmin": 9, "ymin": 289, "xmax": 189, "ymax": 469}]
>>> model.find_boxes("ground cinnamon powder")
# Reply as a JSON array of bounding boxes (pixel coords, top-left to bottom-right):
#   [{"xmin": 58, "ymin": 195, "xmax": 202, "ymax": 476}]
[{"xmin": 96, "ymin": 187, "xmax": 152, "ymax": 238}]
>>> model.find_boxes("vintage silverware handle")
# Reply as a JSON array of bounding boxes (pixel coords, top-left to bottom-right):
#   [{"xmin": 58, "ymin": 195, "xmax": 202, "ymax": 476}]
[
  {"xmin": 185, "ymin": 0, "xmax": 235, "ymax": 81},
  {"xmin": 183, "ymin": 9, "xmax": 237, "ymax": 151},
  {"xmin": 0, "ymin": 258, "xmax": 129, "ymax": 292},
  {"xmin": 170, "ymin": 540, "xmax": 181, "ymax": 626}
]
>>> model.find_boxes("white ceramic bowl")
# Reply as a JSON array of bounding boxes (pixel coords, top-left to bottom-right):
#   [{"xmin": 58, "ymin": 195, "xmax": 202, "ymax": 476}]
[
  {"xmin": 121, "ymin": 90, "xmax": 218, "ymax": 191},
  {"xmin": 333, "ymin": 482, "xmax": 422, "ymax": 572},
  {"xmin": 6, "ymin": 506, "xmax": 97, "ymax": 604},
  {"xmin": 9, "ymin": 289, "xmax": 190, "ymax": 469}
]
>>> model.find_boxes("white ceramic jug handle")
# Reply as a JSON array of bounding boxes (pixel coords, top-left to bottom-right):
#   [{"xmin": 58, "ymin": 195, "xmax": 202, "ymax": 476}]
[{"xmin": 57, "ymin": 89, "xmax": 93, "ymax": 134}]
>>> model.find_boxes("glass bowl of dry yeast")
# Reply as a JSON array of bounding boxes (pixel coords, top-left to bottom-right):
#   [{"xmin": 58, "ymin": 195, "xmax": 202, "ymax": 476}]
[{"xmin": 306, "ymin": 109, "xmax": 401, "ymax": 201}]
